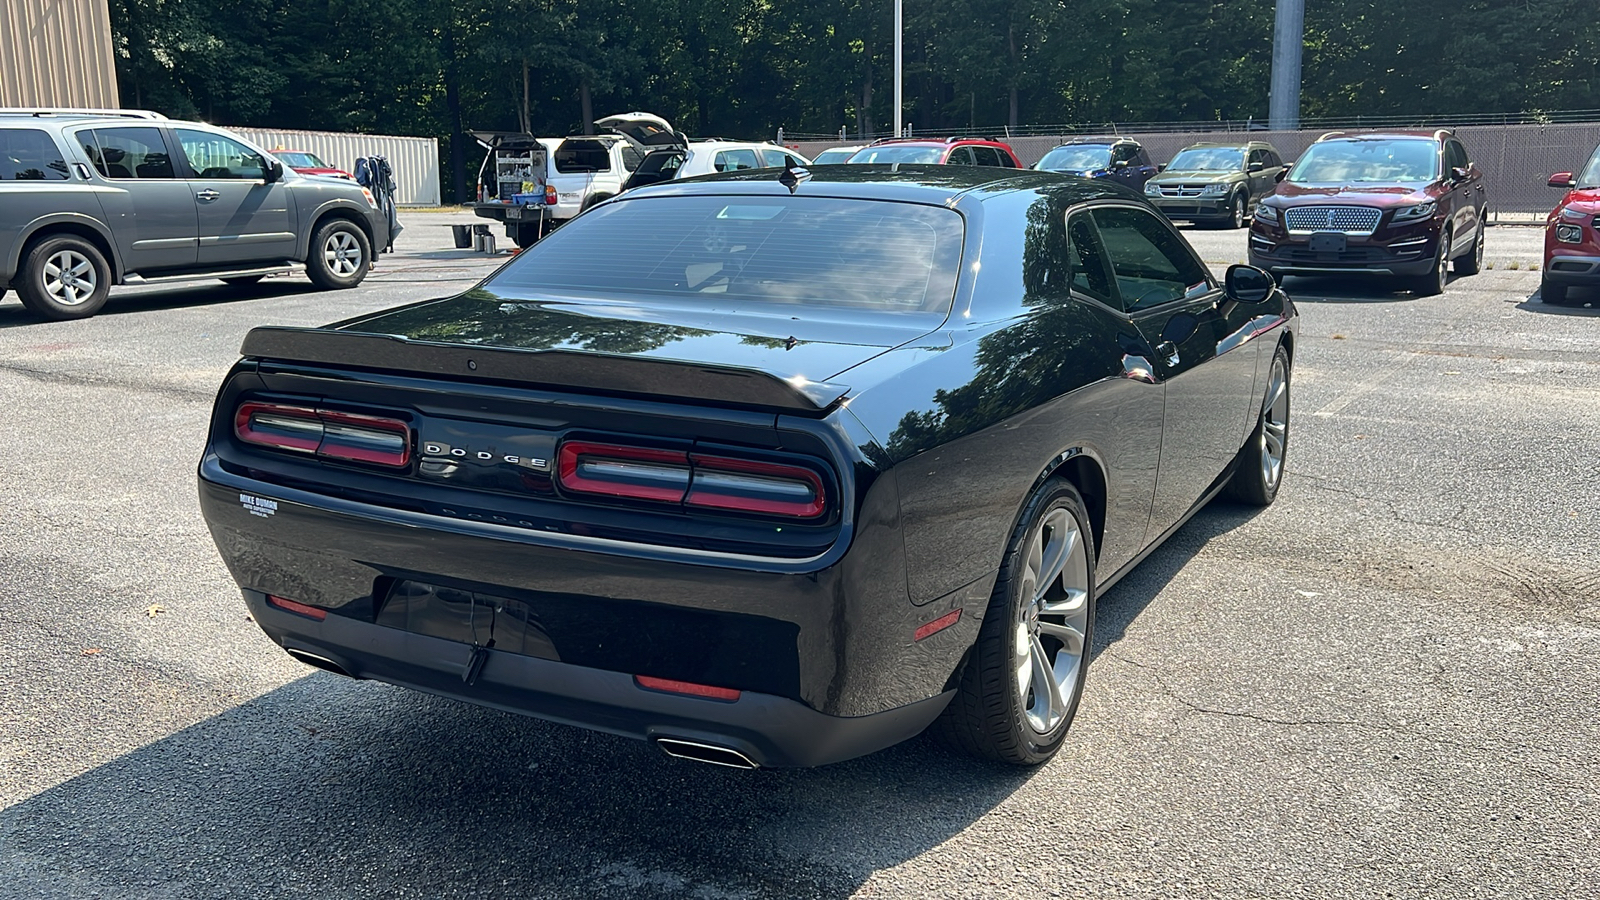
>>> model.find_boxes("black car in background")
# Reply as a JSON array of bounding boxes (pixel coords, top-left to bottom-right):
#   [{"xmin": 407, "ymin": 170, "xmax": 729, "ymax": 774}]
[
  {"xmin": 198, "ymin": 168, "xmax": 1297, "ymax": 768},
  {"xmin": 1034, "ymin": 138, "xmax": 1158, "ymax": 193},
  {"xmin": 1144, "ymin": 141, "xmax": 1286, "ymax": 228}
]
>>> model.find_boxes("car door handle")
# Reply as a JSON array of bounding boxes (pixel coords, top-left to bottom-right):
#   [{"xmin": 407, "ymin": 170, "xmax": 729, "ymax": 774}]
[
  {"xmin": 1156, "ymin": 341, "xmax": 1180, "ymax": 366},
  {"xmin": 196, "ymin": 189, "xmax": 220, "ymax": 202}
]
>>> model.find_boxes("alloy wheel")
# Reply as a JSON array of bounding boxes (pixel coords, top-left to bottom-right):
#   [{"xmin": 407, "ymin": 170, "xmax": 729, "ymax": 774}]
[
  {"xmin": 1013, "ymin": 506, "xmax": 1092, "ymax": 735},
  {"xmin": 1260, "ymin": 355, "xmax": 1289, "ymax": 490},
  {"xmin": 1233, "ymin": 195, "xmax": 1247, "ymax": 228},
  {"xmin": 42, "ymin": 250, "xmax": 97, "ymax": 306},
  {"xmin": 324, "ymin": 231, "xmax": 364, "ymax": 277}
]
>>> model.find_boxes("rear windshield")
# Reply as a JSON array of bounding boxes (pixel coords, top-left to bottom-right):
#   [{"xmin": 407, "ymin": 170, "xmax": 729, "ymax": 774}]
[
  {"xmin": 1166, "ymin": 147, "xmax": 1244, "ymax": 171},
  {"xmin": 485, "ymin": 195, "xmax": 965, "ymax": 314},
  {"xmin": 1036, "ymin": 145, "xmax": 1111, "ymax": 171},
  {"xmin": 846, "ymin": 145, "xmax": 944, "ymax": 164},
  {"xmin": 1289, "ymin": 139, "xmax": 1438, "ymax": 184},
  {"xmin": 811, "ymin": 148, "xmax": 857, "ymax": 164},
  {"xmin": 553, "ymin": 139, "xmax": 612, "ymax": 173}
]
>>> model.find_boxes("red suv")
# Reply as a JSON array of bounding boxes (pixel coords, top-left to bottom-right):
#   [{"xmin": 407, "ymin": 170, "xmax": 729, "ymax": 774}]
[
  {"xmin": 1248, "ymin": 130, "xmax": 1488, "ymax": 296},
  {"xmin": 1541, "ymin": 143, "xmax": 1600, "ymax": 304},
  {"xmin": 846, "ymin": 137, "xmax": 1022, "ymax": 168}
]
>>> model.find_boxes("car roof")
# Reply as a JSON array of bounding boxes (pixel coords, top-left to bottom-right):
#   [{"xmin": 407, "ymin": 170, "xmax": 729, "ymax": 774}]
[
  {"xmin": 866, "ymin": 137, "xmax": 1016, "ymax": 149},
  {"xmin": 1179, "ymin": 141, "xmax": 1274, "ymax": 150},
  {"xmin": 1314, "ymin": 129, "xmax": 1450, "ymax": 143},
  {"xmin": 1055, "ymin": 137, "xmax": 1142, "ymax": 147},
  {"xmin": 628, "ymin": 164, "xmax": 1137, "ymax": 207}
]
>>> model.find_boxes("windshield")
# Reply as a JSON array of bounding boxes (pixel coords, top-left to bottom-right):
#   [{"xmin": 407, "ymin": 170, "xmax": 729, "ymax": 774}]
[
  {"xmin": 1289, "ymin": 139, "xmax": 1438, "ymax": 184},
  {"xmin": 277, "ymin": 152, "xmax": 328, "ymax": 168},
  {"xmin": 1577, "ymin": 146, "xmax": 1600, "ymax": 189},
  {"xmin": 812, "ymin": 148, "xmax": 857, "ymax": 164},
  {"xmin": 846, "ymin": 145, "xmax": 944, "ymax": 164},
  {"xmin": 1036, "ymin": 145, "xmax": 1113, "ymax": 172},
  {"xmin": 1166, "ymin": 147, "xmax": 1244, "ymax": 171},
  {"xmin": 485, "ymin": 195, "xmax": 964, "ymax": 314}
]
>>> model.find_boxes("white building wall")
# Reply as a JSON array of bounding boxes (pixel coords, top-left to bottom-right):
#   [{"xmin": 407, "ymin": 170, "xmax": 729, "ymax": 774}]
[{"xmin": 228, "ymin": 126, "xmax": 442, "ymax": 206}]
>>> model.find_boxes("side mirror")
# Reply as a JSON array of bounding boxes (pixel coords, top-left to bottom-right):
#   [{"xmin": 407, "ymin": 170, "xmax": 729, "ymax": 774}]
[
  {"xmin": 1225, "ymin": 264, "xmax": 1275, "ymax": 303},
  {"xmin": 264, "ymin": 160, "xmax": 284, "ymax": 183},
  {"xmin": 1274, "ymin": 167, "xmax": 1289, "ymax": 183},
  {"xmin": 1248, "ymin": 161, "xmax": 1264, "ymax": 173},
  {"xmin": 1548, "ymin": 171, "xmax": 1575, "ymax": 188},
  {"xmin": 1450, "ymin": 166, "xmax": 1470, "ymax": 182},
  {"xmin": 1112, "ymin": 159, "xmax": 1129, "ymax": 170},
  {"xmin": 1156, "ymin": 163, "xmax": 1167, "ymax": 173}
]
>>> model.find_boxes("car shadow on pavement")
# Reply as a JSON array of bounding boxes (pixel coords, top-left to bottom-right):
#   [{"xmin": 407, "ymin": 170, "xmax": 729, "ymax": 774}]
[
  {"xmin": 1273, "ymin": 274, "xmax": 1432, "ymax": 303},
  {"xmin": 0, "ymin": 280, "xmax": 318, "ymax": 328},
  {"xmin": 1517, "ymin": 287, "xmax": 1600, "ymax": 314}
]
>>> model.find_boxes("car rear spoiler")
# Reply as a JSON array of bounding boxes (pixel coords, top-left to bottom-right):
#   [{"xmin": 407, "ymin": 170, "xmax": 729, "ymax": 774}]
[{"xmin": 239, "ymin": 326, "xmax": 850, "ymax": 414}]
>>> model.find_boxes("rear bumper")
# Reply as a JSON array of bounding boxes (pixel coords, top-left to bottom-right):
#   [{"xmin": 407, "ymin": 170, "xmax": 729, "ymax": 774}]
[{"xmin": 245, "ymin": 589, "xmax": 952, "ymax": 767}]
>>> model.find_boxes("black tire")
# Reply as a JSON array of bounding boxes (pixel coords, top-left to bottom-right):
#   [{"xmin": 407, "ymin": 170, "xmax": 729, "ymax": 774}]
[
  {"xmin": 1224, "ymin": 344, "xmax": 1291, "ymax": 506},
  {"xmin": 1224, "ymin": 192, "xmax": 1249, "ymax": 229},
  {"xmin": 1411, "ymin": 228, "xmax": 1451, "ymax": 296},
  {"xmin": 305, "ymin": 219, "xmax": 371, "ymax": 290},
  {"xmin": 1455, "ymin": 219, "xmax": 1485, "ymax": 276},
  {"xmin": 1540, "ymin": 278, "xmax": 1568, "ymax": 305},
  {"xmin": 16, "ymin": 234, "xmax": 111, "ymax": 320},
  {"xmin": 221, "ymin": 275, "xmax": 265, "ymax": 286},
  {"xmin": 511, "ymin": 224, "xmax": 540, "ymax": 249},
  {"xmin": 936, "ymin": 480, "xmax": 1096, "ymax": 766}
]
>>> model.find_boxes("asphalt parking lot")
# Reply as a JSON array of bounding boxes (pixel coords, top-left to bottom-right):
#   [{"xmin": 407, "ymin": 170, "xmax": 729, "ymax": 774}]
[{"xmin": 1, "ymin": 213, "xmax": 1596, "ymax": 899}]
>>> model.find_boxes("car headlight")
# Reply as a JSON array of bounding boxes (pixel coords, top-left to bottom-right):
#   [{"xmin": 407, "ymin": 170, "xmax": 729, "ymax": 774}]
[
  {"xmin": 1556, "ymin": 223, "xmax": 1584, "ymax": 243},
  {"xmin": 1144, "ymin": 181, "xmax": 1161, "ymax": 196},
  {"xmin": 1253, "ymin": 203, "xmax": 1277, "ymax": 222},
  {"xmin": 1201, "ymin": 183, "xmax": 1227, "ymax": 196},
  {"xmin": 1393, "ymin": 201, "xmax": 1436, "ymax": 222},
  {"xmin": 1560, "ymin": 206, "xmax": 1589, "ymax": 220}
]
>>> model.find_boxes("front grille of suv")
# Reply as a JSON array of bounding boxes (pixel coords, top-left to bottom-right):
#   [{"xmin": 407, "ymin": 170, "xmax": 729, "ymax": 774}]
[
  {"xmin": 1285, "ymin": 206, "xmax": 1381, "ymax": 235},
  {"xmin": 1158, "ymin": 184, "xmax": 1209, "ymax": 198}
]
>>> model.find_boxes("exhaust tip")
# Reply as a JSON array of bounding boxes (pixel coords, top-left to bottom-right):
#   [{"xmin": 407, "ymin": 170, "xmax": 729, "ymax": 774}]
[
  {"xmin": 284, "ymin": 647, "xmax": 354, "ymax": 678},
  {"xmin": 655, "ymin": 737, "xmax": 759, "ymax": 769}
]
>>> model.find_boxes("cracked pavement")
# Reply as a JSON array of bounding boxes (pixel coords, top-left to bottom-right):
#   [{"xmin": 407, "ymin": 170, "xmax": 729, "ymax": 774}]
[{"xmin": 1, "ymin": 219, "xmax": 1596, "ymax": 898}]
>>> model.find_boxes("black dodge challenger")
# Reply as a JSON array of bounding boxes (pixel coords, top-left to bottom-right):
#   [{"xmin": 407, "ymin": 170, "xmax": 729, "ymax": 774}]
[{"xmin": 199, "ymin": 167, "xmax": 1297, "ymax": 768}]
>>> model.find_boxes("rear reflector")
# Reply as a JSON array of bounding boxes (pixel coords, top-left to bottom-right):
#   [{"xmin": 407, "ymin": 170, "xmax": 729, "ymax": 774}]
[
  {"xmin": 236, "ymin": 401, "xmax": 411, "ymax": 468},
  {"xmin": 913, "ymin": 608, "xmax": 962, "ymax": 641},
  {"xmin": 267, "ymin": 595, "xmax": 328, "ymax": 621},
  {"xmin": 556, "ymin": 440, "xmax": 826, "ymax": 519},
  {"xmin": 634, "ymin": 675, "xmax": 741, "ymax": 702}
]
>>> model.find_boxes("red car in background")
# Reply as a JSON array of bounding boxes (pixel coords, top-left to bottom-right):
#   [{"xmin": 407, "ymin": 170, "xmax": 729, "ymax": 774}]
[
  {"xmin": 272, "ymin": 149, "xmax": 354, "ymax": 181},
  {"xmin": 845, "ymin": 137, "xmax": 1022, "ymax": 168},
  {"xmin": 1542, "ymin": 144, "xmax": 1600, "ymax": 304}
]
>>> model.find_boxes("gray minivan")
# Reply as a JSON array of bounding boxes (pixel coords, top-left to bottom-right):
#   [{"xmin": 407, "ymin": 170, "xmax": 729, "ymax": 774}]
[{"xmin": 1, "ymin": 110, "xmax": 387, "ymax": 320}]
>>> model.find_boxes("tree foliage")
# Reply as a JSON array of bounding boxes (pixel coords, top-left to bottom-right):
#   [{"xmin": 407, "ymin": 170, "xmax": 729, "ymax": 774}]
[{"xmin": 107, "ymin": 0, "xmax": 1600, "ymax": 200}]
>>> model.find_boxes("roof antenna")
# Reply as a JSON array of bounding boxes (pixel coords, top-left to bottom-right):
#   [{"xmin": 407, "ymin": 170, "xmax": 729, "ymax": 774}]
[{"xmin": 778, "ymin": 157, "xmax": 811, "ymax": 194}]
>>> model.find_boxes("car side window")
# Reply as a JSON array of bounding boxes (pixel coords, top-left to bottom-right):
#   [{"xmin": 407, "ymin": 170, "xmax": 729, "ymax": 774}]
[
  {"xmin": 713, "ymin": 149, "xmax": 761, "ymax": 172},
  {"xmin": 1065, "ymin": 213, "xmax": 1119, "ymax": 308},
  {"xmin": 82, "ymin": 127, "xmax": 174, "ymax": 179},
  {"xmin": 621, "ymin": 146, "xmax": 644, "ymax": 171},
  {"xmin": 1135, "ymin": 147, "xmax": 1152, "ymax": 167},
  {"xmin": 1247, "ymin": 149, "xmax": 1265, "ymax": 170},
  {"xmin": 1111, "ymin": 144, "xmax": 1136, "ymax": 165},
  {"xmin": 1091, "ymin": 206, "xmax": 1212, "ymax": 312},
  {"xmin": 176, "ymin": 129, "xmax": 268, "ymax": 179},
  {"xmin": 1264, "ymin": 149, "xmax": 1282, "ymax": 168},
  {"xmin": 1, "ymin": 128, "xmax": 71, "ymax": 180},
  {"xmin": 1446, "ymin": 140, "xmax": 1469, "ymax": 173},
  {"xmin": 971, "ymin": 146, "xmax": 1002, "ymax": 167}
]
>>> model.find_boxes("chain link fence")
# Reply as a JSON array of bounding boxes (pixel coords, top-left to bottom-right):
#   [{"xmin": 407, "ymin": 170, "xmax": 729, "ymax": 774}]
[{"xmin": 789, "ymin": 120, "xmax": 1600, "ymax": 220}]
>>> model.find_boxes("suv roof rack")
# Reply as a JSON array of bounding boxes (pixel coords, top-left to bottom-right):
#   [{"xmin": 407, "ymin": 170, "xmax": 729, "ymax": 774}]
[
  {"xmin": 1315, "ymin": 131, "xmax": 1346, "ymax": 142},
  {"xmin": 0, "ymin": 107, "xmax": 167, "ymax": 120}
]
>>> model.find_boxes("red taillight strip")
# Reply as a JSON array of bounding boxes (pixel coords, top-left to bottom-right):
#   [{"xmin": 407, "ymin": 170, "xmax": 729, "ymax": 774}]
[
  {"xmin": 267, "ymin": 595, "xmax": 328, "ymax": 621},
  {"xmin": 634, "ymin": 675, "xmax": 740, "ymax": 702},
  {"xmin": 235, "ymin": 402, "xmax": 321, "ymax": 453},
  {"xmin": 235, "ymin": 402, "xmax": 411, "ymax": 468},
  {"xmin": 913, "ymin": 608, "xmax": 962, "ymax": 642},
  {"xmin": 558, "ymin": 441, "xmax": 691, "ymax": 503},
  {"xmin": 686, "ymin": 454, "xmax": 826, "ymax": 519},
  {"xmin": 317, "ymin": 409, "xmax": 412, "ymax": 467}
]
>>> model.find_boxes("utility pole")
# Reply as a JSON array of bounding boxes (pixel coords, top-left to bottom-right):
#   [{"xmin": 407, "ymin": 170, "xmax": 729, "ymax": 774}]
[
  {"xmin": 1269, "ymin": 0, "xmax": 1304, "ymax": 130},
  {"xmin": 893, "ymin": 0, "xmax": 903, "ymax": 139}
]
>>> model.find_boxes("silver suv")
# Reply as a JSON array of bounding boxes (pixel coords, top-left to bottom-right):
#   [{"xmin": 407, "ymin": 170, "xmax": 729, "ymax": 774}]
[{"xmin": 1, "ymin": 110, "xmax": 387, "ymax": 320}]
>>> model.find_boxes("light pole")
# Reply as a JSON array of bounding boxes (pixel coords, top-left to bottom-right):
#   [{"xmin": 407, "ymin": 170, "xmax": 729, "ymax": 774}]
[
  {"xmin": 1269, "ymin": 0, "xmax": 1304, "ymax": 130},
  {"xmin": 893, "ymin": 0, "xmax": 903, "ymax": 139}
]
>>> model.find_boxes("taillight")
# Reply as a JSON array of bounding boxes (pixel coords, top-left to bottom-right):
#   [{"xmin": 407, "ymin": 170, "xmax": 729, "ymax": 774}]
[
  {"xmin": 556, "ymin": 440, "xmax": 826, "ymax": 519},
  {"xmin": 686, "ymin": 454, "xmax": 826, "ymax": 518},
  {"xmin": 235, "ymin": 401, "xmax": 411, "ymax": 468},
  {"xmin": 545, "ymin": 184, "xmax": 558, "ymax": 206}
]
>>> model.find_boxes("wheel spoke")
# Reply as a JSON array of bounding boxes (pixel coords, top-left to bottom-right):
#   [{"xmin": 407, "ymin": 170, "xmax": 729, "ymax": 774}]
[
  {"xmin": 1032, "ymin": 636, "xmax": 1064, "ymax": 720},
  {"xmin": 70, "ymin": 260, "xmax": 91, "ymax": 278},
  {"xmin": 1037, "ymin": 620, "xmax": 1085, "ymax": 654},
  {"xmin": 1014, "ymin": 622, "xmax": 1033, "ymax": 699},
  {"xmin": 1033, "ymin": 508, "xmax": 1072, "ymax": 601},
  {"xmin": 1040, "ymin": 587, "xmax": 1088, "ymax": 617}
]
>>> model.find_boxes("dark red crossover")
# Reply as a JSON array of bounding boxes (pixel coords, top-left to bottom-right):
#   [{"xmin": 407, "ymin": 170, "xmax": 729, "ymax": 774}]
[
  {"xmin": 846, "ymin": 137, "xmax": 1023, "ymax": 168},
  {"xmin": 1249, "ymin": 130, "xmax": 1488, "ymax": 295},
  {"xmin": 199, "ymin": 167, "xmax": 1297, "ymax": 768},
  {"xmin": 1541, "ymin": 142, "xmax": 1600, "ymax": 304}
]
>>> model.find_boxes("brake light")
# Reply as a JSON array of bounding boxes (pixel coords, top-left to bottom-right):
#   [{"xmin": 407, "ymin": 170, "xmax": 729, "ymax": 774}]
[
  {"xmin": 556, "ymin": 440, "xmax": 826, "ymax": 519},
  {"xmin": 686, "ymin": 454, "xmax": 826, "ymax": 518},
  {"xmin": 267, "ymin": 594, "xmax": 327, "ymax": 621},
  {"xmin": 545, "ymin": 184, "xmax": 558, "ymax": 205},
  {"xmin": 235, "ymin": 401, "xmax": 411, "ymax": 468},
  {"xmin": 634, "ymin": 675, "xmax": 740, "ymax": 702}
]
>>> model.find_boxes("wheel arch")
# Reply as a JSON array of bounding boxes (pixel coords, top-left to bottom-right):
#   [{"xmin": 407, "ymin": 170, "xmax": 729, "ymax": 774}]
[
  {"xmin": 300, "ymin": 202, "xmax": 377, "ymax": 260},
  {"xmin": 10, "ymin": 215, "xmax": 123, "ymax": 283},
  {"xmin": 1034, "ymin": 447, "xmax": 1108, "ymax": 565}
]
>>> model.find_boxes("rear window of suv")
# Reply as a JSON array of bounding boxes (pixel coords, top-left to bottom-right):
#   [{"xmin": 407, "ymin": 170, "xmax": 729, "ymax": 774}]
[
  {"xmin": 1289, "ymin": 139, "xmax": 1438, "ymax": 184},
  {"xmin": 485, "ymin": 195, "xmax": 965, "ymax": 314},
  {"xmin": 1, "ymin": 128, "xmax": 70, "ymax": 180}
]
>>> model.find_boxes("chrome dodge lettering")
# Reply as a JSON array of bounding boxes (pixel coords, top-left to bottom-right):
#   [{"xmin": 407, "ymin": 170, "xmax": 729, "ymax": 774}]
[{"xmin": 422, "ymin": 441, "xmax": 548, "ymax": 469}]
